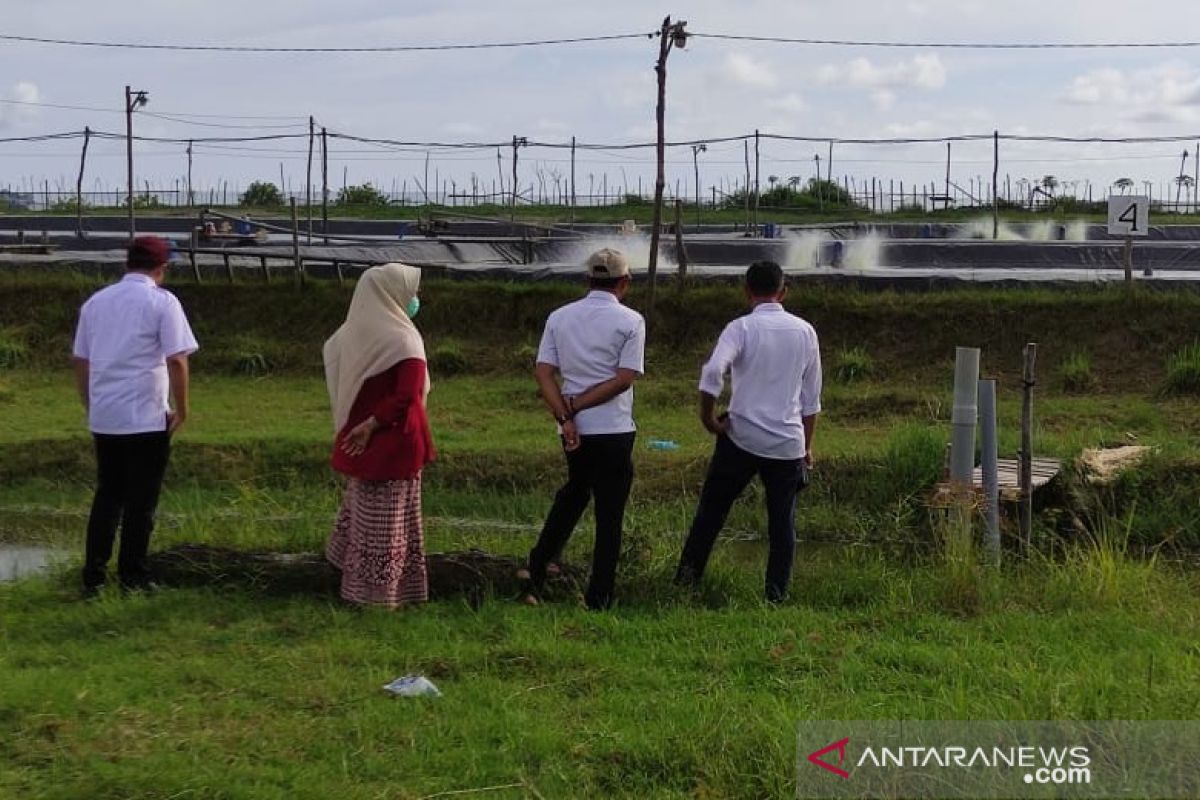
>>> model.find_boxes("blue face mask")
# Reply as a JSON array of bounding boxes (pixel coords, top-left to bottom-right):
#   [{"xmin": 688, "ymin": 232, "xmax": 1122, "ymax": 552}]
[{"xmin": 406, "ymin": 296, "xmax": 421, "ymax": 319}]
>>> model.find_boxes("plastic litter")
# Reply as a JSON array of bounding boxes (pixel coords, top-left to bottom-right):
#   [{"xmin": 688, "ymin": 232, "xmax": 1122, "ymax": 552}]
[
  {"xmin": 647, "ymin": 440, "xmax": 680, "ymax": 451},
  {"xmin": 383, "ymin": 675, "xmax": 441, "ymax": 697}
]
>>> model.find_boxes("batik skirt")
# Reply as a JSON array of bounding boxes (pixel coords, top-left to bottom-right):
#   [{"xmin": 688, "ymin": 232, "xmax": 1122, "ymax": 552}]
[{"xmin": 326, "ymin": 475, "xmax": 428, "ymax": 607}]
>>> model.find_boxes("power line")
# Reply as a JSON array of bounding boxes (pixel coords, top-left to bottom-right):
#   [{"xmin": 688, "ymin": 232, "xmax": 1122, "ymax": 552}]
[
  {"xmin": 689, "ymin": 32, "xmax": 1200, "ymax": 49},
  {"xmin": 0, "ymin": 31, "xmax": 654, "ymax": 53},
  {"xmin": 139, "ymin": 111, "xmax": 308, "ymax": 130},
  {"xmin": 0, "ymin": 96, "xmax": 309, "ymax": 120}
]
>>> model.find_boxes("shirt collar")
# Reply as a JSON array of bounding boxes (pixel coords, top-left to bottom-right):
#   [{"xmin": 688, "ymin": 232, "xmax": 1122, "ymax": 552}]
[
  {"xmin": 585, "ymin": 290, "xmax": 619, "ymax": 304},
  {"xmin": 121, "ymin": 272, "xmax": 156, "ymax": 286},
  {"xmin": 752, "ymin": 302, "xmax": 784, "ymax": 314}
]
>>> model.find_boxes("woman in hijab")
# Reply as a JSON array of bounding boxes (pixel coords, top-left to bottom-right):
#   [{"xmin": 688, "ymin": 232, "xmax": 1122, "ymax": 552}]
[{"xmin": 323, "ymin": 263, "xmax": 435, "ymax": 607}]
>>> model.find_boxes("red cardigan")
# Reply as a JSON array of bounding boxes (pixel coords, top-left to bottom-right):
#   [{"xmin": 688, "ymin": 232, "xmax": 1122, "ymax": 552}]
[{"xmin": 331, "ymin": 358, "xmax": 435, "ymax": 481}]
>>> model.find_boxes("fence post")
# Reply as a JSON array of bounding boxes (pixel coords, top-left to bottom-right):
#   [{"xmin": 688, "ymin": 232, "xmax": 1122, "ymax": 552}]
[
  {"xmin": 291, "ymin": 197, "xmax": 304, "ymax": 285},
  {"xmin": 1019, "ymin": 343, "xmax": 1038, "ymax": 553},
  {"xmin": 979, "ymin": 378, "xmax": 1000, "ymax": 565}
]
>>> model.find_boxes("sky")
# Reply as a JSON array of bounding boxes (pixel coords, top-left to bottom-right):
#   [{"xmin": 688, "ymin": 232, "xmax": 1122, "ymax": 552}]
[{"xmin": 2, "ymin": 0, "xmax": 1200, "ymax": 207}]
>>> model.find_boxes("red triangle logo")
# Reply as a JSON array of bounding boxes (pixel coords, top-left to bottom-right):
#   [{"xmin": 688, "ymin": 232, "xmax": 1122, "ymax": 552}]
[{"xmin": 807, "ymin": 737, "xmax": 851, "ymax": 779}]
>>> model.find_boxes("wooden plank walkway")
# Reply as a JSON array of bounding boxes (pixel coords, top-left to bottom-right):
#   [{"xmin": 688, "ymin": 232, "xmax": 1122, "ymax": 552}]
[{"xmin": 972, "ymin": 457, "xmax": 1061, "ymax": 498}]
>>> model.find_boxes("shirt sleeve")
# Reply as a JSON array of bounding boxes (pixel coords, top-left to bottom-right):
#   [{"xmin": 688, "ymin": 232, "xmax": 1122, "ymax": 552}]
[
  {"xmin": 535, "ymin": 314, "xmax": 559, "ymax": 367},
  {"xmin": 371, "ymin": 359, "xmax": 427, "ymax": 427},
  {"xmin": 800, "ymin": 329, "xmax": 823, "ymax": 416},
  {"xmin": 698, "ymin": 321, "xmax": 743, "ymax": 398},
  {"xmin": 618, "ymin": 316, "xmax": 646, "ymax": 374},
  {"xmin": 72, "ymin": 306, "xmax": 90, "ymax": 360},
  {"xmin": 159, "ymin": 294, "xmax": 199, "ymax": 358}
]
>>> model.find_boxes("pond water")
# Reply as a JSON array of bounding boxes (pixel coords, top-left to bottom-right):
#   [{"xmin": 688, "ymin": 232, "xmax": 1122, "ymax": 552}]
[{"xmin": 0, "ymin": 544, "xmax": 66, "ymax": 582}]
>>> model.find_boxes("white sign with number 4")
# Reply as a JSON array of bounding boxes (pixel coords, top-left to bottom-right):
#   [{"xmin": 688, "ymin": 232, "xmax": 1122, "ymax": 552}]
[{"xmin": 1107, "ymin": 195, "xmax": 1149, "ymax": 237}]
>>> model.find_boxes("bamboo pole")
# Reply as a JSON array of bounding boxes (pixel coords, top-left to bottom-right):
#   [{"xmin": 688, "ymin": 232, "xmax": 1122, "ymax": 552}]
[
  {"xmin": 1019, "ymin": 343, "xmax": 1037, "ymax": 553},
  {"xmin": 674, "ymin": 199, "xmax": 688, "ymax": 286},
  {"xmin": 291, "ymin": 197, "xmax": 304, "ymax": 285},
  {"xmin": 320, "ymin": 127, "xmax": 329, "ymax": 245},
  {"xmin": 306, "ymin": 116, "xmax": 314, "ymax": 244},
  {"xmin": 75, "ymin": 126, "xmax": 90, "ymax": 238},
  {"xmin": 647, "ymin": 16, "xmax": 685, "ymax": 325}
]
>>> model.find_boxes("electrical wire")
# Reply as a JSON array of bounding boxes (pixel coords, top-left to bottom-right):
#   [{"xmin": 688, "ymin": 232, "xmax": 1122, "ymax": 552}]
[
  {"xmin": 0, "ymin": 31, "xmax": 655, "ymax": 53},
  {"xmin": 688, "ymin": 32, "xmax": 1200, "ymax": 49}
]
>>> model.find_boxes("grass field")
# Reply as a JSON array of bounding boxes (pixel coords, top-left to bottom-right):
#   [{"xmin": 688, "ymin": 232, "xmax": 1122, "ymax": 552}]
[{"xmin": 2, "ymin": 277, "xmax": 1200, "ymax": 798}]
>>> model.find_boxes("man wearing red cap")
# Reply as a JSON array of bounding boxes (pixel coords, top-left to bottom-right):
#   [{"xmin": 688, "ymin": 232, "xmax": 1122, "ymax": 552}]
[{"xmin": 71, "ymin": 236, "xmax": 199, "ymax": 596}]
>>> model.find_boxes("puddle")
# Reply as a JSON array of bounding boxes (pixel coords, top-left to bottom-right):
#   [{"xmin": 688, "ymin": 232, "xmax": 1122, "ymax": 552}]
[{"xmin": 0, "ymin": 544, "xmax": 67, "ymax": 582}]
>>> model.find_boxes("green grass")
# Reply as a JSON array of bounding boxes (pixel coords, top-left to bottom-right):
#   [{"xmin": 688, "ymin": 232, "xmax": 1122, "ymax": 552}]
[
  {"xmin": 1164, "ymin": 341, "xmax": 1200, "ymax": 395},
  {"xmin": 3, "ymin": 278, "xmax": 1200, "ymax": 797},
  {"xmin": 830, "ymin": 345, "xmax": 876, "ymax": 383},
  {"xmin": 1058, "ymin": 350, "xmax": 1096, "ymax": 393}
]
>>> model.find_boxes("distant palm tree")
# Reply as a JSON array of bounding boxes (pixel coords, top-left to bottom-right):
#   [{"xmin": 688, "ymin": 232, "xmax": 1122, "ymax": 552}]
[
  {"xmin": 1041, "ymin": 175, "xmax": 1059, "ymax": 196},
  {"xmin": 1114, "ymin": 178, "xmax": 1134, "ymax": 195},
  {"xmin": 767, "ymin": 175, "xmax": 779, "ymax": 188},
  {"xmin": 787, "ymin": 176, "xmax": 801, "ymax": 189}
]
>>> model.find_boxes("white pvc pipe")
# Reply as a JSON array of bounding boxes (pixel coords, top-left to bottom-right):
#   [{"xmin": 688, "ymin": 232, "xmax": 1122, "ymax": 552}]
[
  {"xmin": 949, "ymin": 347, "xmax": 981, "ymax": 484},
  {"xmin": 979, "ymin": 378, "xmax": 1000, "ymax": 564}
]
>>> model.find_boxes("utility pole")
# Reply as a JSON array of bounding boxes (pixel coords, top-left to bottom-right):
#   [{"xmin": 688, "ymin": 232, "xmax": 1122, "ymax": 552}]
[
  {"xmin": 306, "ymin": 116, "xmax": 315, "ymax": 244},
  {"xmin": 186, "ymin": 139, "xmax": 193, "ymax": 208},
  {"xmin": 647, "ymin": 15, "xmax": 688, "ymax": 324},
  {"xmin": 125, "ymin": 85, "xmax": 149, "ymax": 241},
  {"xmin": 570, "ymin": 135, "xmax": 577, "ymax": 226},
  {"xmin": 691, "ymin": 143, "xmax": 706, "ymax": 231},
  {"xmin": 510, "ymin": 136, "xmax": 527, "ymax": 222},
  {"xmin": 814, "ymin": 154, "xmax": 823, "ymax": 212},
  {"xmin": 320, "ymin": 127, "xmax": 329, "ymax": 244},
  {"xmin": 75, "ymin": 126, "xmax": 91, "ymax": 238}
]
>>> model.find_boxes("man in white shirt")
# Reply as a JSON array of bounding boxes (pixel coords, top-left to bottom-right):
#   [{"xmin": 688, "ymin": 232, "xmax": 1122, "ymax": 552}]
[
  {"xmin": 72, "ymin": 236, "xmax": 199, "ymax": 596},
  {"xmin": 523, "ymin": 248, "xmax": 646, "ymax": 610},
  {"xmin": 675, "ymin": 261, "xmax": 822, "ymax": 603}
]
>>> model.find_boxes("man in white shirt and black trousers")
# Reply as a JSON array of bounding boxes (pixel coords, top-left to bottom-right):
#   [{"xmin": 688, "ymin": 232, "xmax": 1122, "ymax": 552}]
[
  {"xmin": 675, "ymin": 260, "xmax": 822, "ymax": 603},
  {"xmin": 72, "ymin": 236, "xmax": 199, "ymax": 596},
  {"xmin": 522, "ymin": 248, "xmax": 646, "ymax": 610}
]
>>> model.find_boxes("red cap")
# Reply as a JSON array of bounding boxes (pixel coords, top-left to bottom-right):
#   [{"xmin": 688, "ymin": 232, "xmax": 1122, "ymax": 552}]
[{"xmin": 127, "ymin": 236, "xmax": 171, "ymax": 271}]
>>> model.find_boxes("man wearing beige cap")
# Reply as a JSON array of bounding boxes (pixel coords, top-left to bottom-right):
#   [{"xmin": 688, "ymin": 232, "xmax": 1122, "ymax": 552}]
[{"xmin": 522, "ymin": 248, "xmax": 645, "ymax": 610}]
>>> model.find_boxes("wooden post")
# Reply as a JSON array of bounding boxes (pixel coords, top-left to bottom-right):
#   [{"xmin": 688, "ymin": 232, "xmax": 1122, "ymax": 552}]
[
  {"xmin": 291, "ymin": 197, "xmax": 304, "ymax": 285},
  {"xmin": 260, "ymin": 255, "xmax": 270, "ymax": 284},
  {"xmin": 944, "ymin": 141, "xmax": 951, "ymax": 207},
  {"xmin": 570, "ymin": 135, "xmax": 577, "ymax": 227},
  {"xmin": 306, "ymin": 116, "xmax": 314, "ymax": 244},
  {"xmin": 75, "ymin": 126, "xmax": 90, "ymax": 238},
  {"xmin": 992, "ymin": 131, "xmax": 1000, "ymax": 239},
  {"xmin": 188, "ymin": 229, "xmax": 201, "ymax": 283},
  {"xmin": 1123, "ymin": 236, "xmax": 1133, "ymax": 284},
  {"xmin": 743, "ymin": 140, "xmax": 751, "ymax": 232},
  {"xmin": 333, "ymin": 260, "xmax": 345, "ymax": 286},
  {"xmin": 648, "ymin": 15, "xmax": 684, "ymax": 325},
  {"xmin": 753, "ymin": 128, "xmax": 761, "ymax": 231},
  {"xmin": 321, "ymin": 127, "xmax": 329, "ymax": 244},
  {"xmin": 1019, "ymin": 343, "xmax": 1038, "ymax": 553},
  {"xmin": 510, "ymin": 135, "xmax": 522, "ymax": 222},
  {"xmin": 223, "ymin": 252, "xmax": 234, "ymax": 284},
  {"xmin": 674, "ymin": 199, "xmax": 689, "ymax": 286}
]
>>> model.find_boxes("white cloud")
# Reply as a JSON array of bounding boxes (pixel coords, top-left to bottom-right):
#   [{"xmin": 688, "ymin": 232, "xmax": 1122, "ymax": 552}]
[
  {"xmin": 871, "ymin": 90, "xmax": 898, "ymax": 111},
  {"xmin": 1061, "ymin": 64, "xmax": 1200, "ymax": 124},
  {"xmin": 0, "ymin": 81, "xmax": 40, "ymax": 129},
  {"xmin": 766, "ymin": 92, "xmax": 806, "ymax": 113},
  {"xmin": 442, "ymin": 121, "xmax": 483, "ymax": 136},
  {"xmin": 817, "ymin": 54, "xmax": 947, "ymax": 91},
  {"xmin": 722, "ymin": 52, "xmax": 778, "ymax": 90}
]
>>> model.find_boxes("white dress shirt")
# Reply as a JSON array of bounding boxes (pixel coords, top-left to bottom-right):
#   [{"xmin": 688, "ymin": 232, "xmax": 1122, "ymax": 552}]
[
  {"xmin": 536, "ymin": 290, "xmax": 646, "ymax": 435},
  {"xmin": 699, "ymin": 302, "xmax": 822, "ymax": 460},
  {"xmin": 72, "ymin": 273, "xmax": 199, "ymax": 435}
]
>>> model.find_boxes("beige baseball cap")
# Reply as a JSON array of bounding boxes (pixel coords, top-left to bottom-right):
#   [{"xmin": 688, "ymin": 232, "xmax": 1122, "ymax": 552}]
[{"xmin": 585, "ymin": 248, "xmax": 630, "ymax": 279}]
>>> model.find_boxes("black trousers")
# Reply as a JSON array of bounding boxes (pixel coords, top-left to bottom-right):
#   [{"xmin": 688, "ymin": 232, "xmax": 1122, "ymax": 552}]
[
  {"xmin": 528, "ymin": 432, "xmax": 635, "ymax": 609},
  {"xmin": 83, "ymin": 431, "xmax": 172, "ymax": 590},
  {"xmin": 676, "ymin": 434, "xmax": 808, "ymax": 602}
]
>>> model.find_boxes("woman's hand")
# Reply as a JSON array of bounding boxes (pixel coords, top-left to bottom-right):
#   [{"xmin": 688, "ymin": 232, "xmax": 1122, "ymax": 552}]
[{"xmin": 339, "ymin": 416, "xmax": 381, "ymax": 457}]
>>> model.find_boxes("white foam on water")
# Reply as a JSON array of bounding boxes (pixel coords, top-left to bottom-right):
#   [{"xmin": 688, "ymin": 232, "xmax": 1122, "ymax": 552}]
[
  {"xmin": 1065, "ymin": 220, "xmax": 1090, "ymax": 241},
  {"xmin": 784, "ymin": 231, "xmax": 826, "ymax": 270},
  {"xmin": 560, "ymin": 231, "xmax": 673, "ymax": 273},
  {"xmin": 844, "ymin": 232, "xmax": 885, "ymax": 271},
  {"xmin": 960, "ymin": 217, "xmax": 1027, "ymax": 241}
]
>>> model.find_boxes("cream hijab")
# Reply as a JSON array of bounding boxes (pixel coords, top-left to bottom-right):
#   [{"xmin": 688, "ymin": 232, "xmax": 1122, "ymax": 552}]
[{"xmin": 323, "ymin": 263, "xmax": 428, "ymax": 431}]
